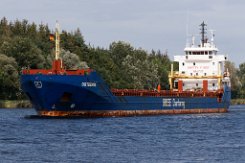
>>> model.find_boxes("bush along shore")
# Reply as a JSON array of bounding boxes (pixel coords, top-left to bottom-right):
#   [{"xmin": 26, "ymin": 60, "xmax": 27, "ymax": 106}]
[
  {"xmin": 0, "ymin": 100, "xmax": 32, "ymax": 108},
  {"xmin": 231, "ymin": 99, "xmax": 245, "ymax": 105}
]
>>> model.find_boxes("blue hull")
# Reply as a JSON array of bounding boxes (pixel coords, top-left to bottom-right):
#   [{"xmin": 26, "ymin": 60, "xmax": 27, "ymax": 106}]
[{"xmin": 21, "ymin": 71, "xmax": 231, "ymax": 117}]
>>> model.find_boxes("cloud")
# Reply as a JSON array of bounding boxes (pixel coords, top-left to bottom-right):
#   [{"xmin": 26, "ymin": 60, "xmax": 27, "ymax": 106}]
[{"xmin": 1, "ymin": 0, "xmax": 245, "ymax": 66}]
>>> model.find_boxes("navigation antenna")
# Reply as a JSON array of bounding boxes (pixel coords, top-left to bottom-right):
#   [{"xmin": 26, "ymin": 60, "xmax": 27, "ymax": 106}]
[
  {"xmin": 209, "ymin": 29, "xmax": 215, "ymax": 46},
  {"xmin": 185, "ymin": 10, "xmax": 190, "ymax": 47},
  {"xmin": 200, "ymin": 21, "xmax": 207, "ymax": 47},
  {"xmin": 55, "ymin": 21, "xmax": 60, "ymax": 60}
]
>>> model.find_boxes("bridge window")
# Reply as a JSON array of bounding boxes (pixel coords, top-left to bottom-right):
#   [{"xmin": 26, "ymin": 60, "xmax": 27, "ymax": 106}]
[
  {"xmin": 182, "ymin": 62, "xmax": 185, "ymax": 66},
  {"xmin": 193, "ymin": 62, "xmax": 196, "ymax": 66}
]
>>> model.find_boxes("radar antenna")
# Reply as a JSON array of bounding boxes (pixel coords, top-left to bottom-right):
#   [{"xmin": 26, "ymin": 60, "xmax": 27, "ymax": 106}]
[{"xmin": 200, "ymin": 21, "xmax": 207, "ymax": 47}]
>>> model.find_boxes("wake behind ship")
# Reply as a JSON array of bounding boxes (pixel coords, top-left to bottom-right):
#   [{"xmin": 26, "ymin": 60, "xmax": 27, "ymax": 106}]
[{"xmin": 21, "ymin": 22, "xmax": 231, "ymax": 117}]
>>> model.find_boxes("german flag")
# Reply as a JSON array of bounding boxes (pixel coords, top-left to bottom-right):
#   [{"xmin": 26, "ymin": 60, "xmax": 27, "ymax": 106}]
[{"xmin": 49, "ymin": 34, "xmax": 55, "ymax": 41}]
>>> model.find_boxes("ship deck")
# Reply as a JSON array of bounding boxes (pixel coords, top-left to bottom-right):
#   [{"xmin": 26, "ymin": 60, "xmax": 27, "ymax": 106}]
[{"xmin": 111, "ymin": 89, "xmax": 223, "ymax": 98}]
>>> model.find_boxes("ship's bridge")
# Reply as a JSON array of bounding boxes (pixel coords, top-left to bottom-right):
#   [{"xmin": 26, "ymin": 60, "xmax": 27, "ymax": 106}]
[
  {"xmin": 175, "ymin": 44, "xmax": 227, "ymax": 78},
  {"xmin": 184, "ymin": 47, "xmax": 218, "ymax": 55},
  {"xmin": 170, "ymin": 22, "xmax": 230, "ymax": 92}
]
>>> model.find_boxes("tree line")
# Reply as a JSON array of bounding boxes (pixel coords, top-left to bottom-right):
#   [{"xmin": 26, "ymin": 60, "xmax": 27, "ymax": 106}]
[
  {"xmin": 0, "ymin": 17, "xmax": 172, "ymax": 100},
  {"xmin": 0, "ymin": 17, "xmax": 244, "ymax": 100}
]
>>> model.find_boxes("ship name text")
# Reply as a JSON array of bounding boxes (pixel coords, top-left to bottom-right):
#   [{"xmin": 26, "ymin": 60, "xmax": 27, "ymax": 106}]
[
  {"xmin": 81, "ymin": 82, "xmax": 97, "ymax": 87},
  {"xmin": 162, "ymin": 98, "xmax": 185, "ymax": 108}
]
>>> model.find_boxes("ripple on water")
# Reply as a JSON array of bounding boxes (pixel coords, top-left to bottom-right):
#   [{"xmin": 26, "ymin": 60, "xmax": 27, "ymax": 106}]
[{"xmin": 0, "ymin": 107, "xmax": 245, "ymax": 162}]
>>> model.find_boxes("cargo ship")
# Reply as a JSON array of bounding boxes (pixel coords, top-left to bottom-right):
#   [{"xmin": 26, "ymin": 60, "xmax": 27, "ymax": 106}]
[{"xmin": 21, "ymin": 22, "xmax": 231, "ymax": 117}]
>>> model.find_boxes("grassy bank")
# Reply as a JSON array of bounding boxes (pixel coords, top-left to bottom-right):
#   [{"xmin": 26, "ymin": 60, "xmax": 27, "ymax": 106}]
[
  {"xmin": 0, "ymin": 100, "xmax": 32, "ymax": 108},
  {"xmin": 231, "ymin": 99, "xmax": 245, "ymax": 105}
]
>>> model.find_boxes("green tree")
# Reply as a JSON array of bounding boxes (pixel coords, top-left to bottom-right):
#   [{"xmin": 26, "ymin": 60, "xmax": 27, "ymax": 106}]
[
  {"xmin": 60, "ymin": 29, "xmax": 89, "ymax": 61},
  {"xmin": 122, "ymin": 55, "xmax": 142, "ymax": 88},
  {"xmin": 1, "ymin": 37, "xmax": 45, "ymax": 69},
  {"xmin": 109, "ymin": 41, "xmax": 134, "ymax": 66},
  {"xmin": 145, "ymin": 60, "xmax": 159, "ymax": 89},
  {"xmin": 0, "ymin": 54, "xmax": 19, "ymax": 99},
  {"xmin": 0, "ymin": 17, "xmax": 177, "ymax": 99},
  {"xmin": 86, "ymin": 47, "xmax": 117, "ymax": 88},
  {"xmin": 237, "ymin": 62, "xmax": 245, "ymax": 98},
  {"xmin": 149, "ymin": 50, "xmax": 171, "ymax": 89},
  {"xmin": 122, "ymin": 48, "xmax": 160, "ymax": 89},
  {"xmin": 225, "ymin": 61, "xmax": 240, "ymax": 98},
  {"xmin": 27, "ymin": 22, "xmax": 37, "ymax": 40},
  {"xmin": 35, "ymin": 23, "xmax": 52, "ymax": 59},
  {"xmin": 0, "ymin": 17, "xmax": 11, "ymax": 38},
  {"xmin": 61, "ymin": 49, "xmax": 88, "ymax": 69}
]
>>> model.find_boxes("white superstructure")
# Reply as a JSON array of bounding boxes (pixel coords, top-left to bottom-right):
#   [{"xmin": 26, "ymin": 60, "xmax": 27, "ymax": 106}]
[{"xmin": 169, "ymin": 22, "xmax": 230, "ymax": 91}]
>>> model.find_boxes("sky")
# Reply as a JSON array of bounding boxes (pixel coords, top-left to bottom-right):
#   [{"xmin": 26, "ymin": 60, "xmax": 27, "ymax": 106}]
[{"xmin": 1, "ymin": 0, "xmax": 245, "ymax": 67}]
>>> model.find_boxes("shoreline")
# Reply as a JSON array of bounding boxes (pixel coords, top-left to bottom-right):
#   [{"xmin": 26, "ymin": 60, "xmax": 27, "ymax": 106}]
[
  {"xmin": 0, "ymin": 99, "xmax": 245, "ymax": 109},
  {"xmin": 230, "ymin": 99, "xmax": 245, "ymax": 105},
  {"xmin": 0, "ymin": 100, "xmax": 32, "ymax": 108}
]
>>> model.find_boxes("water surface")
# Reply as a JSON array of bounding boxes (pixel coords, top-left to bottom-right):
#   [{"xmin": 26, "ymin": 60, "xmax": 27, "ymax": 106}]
[{"xmin": 0, "ymin": 106, "xmax": 245, "ymax": 162}]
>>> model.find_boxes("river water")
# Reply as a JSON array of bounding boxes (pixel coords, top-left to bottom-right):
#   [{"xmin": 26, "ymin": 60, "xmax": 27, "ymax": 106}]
[{"xmin": 0, "ymin": 105, "xmax": 245, "ymax": 162}]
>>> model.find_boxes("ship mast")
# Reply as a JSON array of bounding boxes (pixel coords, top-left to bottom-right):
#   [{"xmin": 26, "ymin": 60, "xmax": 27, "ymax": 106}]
[
  {"xmin": 55, "ymin": 21, "xmax": 60, "ymax": 60},
  {"xmin": 200, "ymin": 21, "xmax": 207, "ymax": 47},
  {"xmin": 52, "ymin": 21, "xmax": 62, "ymax": 71}
]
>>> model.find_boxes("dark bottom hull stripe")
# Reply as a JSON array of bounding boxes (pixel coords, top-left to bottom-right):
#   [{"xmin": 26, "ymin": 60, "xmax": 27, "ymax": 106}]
[{"xmin": 38, "ymin": 108, "xmax": 228, "ymax": 117}]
